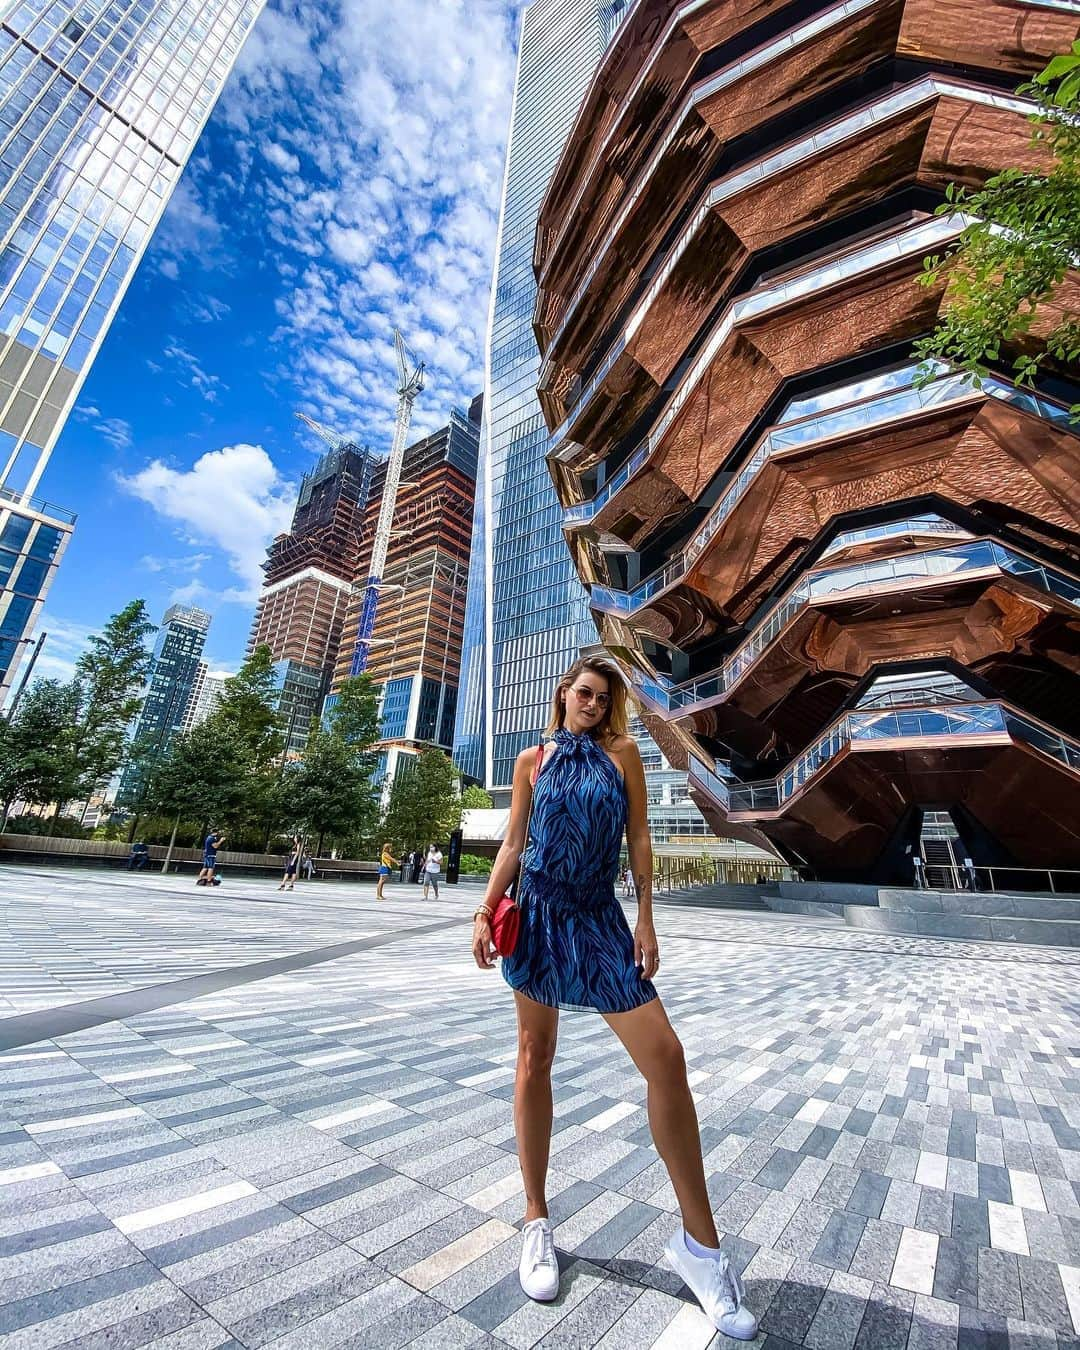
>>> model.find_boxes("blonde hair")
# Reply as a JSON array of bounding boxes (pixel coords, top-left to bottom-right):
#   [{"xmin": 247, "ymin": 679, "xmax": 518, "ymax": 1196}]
[{"xmin": 545, "ymin": 656, "xmax": 629, "ymax": 742}]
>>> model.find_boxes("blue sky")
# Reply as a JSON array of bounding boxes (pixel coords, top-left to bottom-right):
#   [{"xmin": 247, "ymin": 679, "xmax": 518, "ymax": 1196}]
[{"xmin": 36, "ymin": 0, "xmax": 522, "ymax": 681}]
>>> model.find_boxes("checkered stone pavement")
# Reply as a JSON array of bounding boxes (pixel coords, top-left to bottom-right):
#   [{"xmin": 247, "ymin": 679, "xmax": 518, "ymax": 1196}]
[{"xmin": 0, "ymin": 866, "xmax": 1078, "ymax": 1348}]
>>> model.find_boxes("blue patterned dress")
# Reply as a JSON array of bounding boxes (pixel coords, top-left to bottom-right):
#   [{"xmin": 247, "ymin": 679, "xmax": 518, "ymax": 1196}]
[{"xmin": 501, "ymin": 727, "xmax": 658, "ymax": 1013}]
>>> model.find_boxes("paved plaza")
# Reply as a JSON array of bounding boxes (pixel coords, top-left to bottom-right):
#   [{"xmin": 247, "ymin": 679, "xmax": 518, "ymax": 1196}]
[{"xmin": 0, "ymin": 868, "xmax": 1078, "ymax": 1349}]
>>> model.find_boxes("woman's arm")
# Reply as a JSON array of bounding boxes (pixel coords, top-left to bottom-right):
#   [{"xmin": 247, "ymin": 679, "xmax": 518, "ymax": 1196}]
[
  {"xmin": 472, "ymin": 745, "xmax": 540, "ymax": 969},
  {"xmin": 616, "ymin": 736, "xmax": 659, "ymax": 981}
]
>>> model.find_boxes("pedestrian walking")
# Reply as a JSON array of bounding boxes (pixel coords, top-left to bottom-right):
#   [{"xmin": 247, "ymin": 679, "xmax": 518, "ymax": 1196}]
[
  {"xmin": 409, "ymin": 848, "xmax": 422, "ymax": 883},
  {"xmin": 302, "ymin": 853, "xmax": 315, "ymax": 881},
  {"xmin": 196, "ymin": 828, "xmax": 225, "ymax": 886},
  {"xmin": 622, "ymin": 865, "xmax": 634, "ymax": 898},
  {"xmin": 422, "ymin": 843, "xmax": 443, "ymax": 899},
  {"xmin": 912, "ymin": 853, "xmax": 925, "ymax": 889},
  {"xmin": 377, "ymin": 842, "xmax": 398, "ymax": 901},
  {"xmin": 278, "ymin": 835, "xmax": 302, "ymax": 891},
  {"xmin": 471, "ymin": 657, "xmax": 757, "ymax": 1339}
]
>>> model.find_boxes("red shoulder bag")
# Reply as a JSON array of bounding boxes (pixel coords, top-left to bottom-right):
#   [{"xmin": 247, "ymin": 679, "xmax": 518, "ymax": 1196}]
[{"xmin": 490, "ymin": 742, "xmax": 545, "ymax": 957}]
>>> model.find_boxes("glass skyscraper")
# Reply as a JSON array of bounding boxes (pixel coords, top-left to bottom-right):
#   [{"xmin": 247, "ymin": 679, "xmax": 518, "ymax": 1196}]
[
  {"xmin": 0, "ymin": 0, "xmax": 265, "ymax": 702},
  {"xmin": 118, "ymin": 601, "xmax": 209, "ymax": 798},
  {"xmin": 455, "ymin": 0, "xmax": 626, "ymax": 794}
]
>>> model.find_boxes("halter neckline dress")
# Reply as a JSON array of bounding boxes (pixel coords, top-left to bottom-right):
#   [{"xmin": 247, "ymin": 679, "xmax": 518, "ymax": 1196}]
[{"xmin": 501, "ymin": 727, "xmax": 658, "ymax": 1013}]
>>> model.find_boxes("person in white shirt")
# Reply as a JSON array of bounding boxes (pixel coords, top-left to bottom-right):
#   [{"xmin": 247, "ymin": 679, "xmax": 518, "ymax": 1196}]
[{"xmin": 423, "ymin": 843, "xmax": 443, "ymax": 899}]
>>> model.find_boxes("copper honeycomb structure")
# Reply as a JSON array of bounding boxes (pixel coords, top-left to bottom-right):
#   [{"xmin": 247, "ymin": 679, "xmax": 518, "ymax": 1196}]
[{"xmin": 535, "ymin": 0, "xmax": 1080, "ymax": 881}]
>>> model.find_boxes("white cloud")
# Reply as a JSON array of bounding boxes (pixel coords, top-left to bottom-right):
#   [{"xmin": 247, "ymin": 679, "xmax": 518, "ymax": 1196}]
[
  {"xmin": 151, "ymin": 177, "xmax": 226, "ymax": 275},
  {"xmin": 74, "ymin": 404, "xmax": 133, "ymax": 452},
  {"xmin": 185, "ymin": 294, "xmax": 231, "ymax": 325},
  {"xmin": 168, "ymin": 0, "xmax": 517, "ymax": 446},
  {"xmin": 26, "ymin": 613, "xmax": 98, "ymax": 683},
  {"xmin": 116, "ymin": 444, "xmax": 297, "ymax": 600},
  {"xmin": 262, "ymin": 139, "xmax": 301, "ymax": 175},
  {"xmin": 161, "ymin": 339, "xmax": 226, "ymax": 403}
]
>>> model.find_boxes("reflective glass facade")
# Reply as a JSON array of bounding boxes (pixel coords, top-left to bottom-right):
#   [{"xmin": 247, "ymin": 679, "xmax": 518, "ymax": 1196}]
[
  {"xmin": 119, "ymin": 602, "xmax": 210, "ymax": 798},
  {"xmin": 0, "ymin": 0, "xmax": 265, "ymax": 700},
  {"xmin": 454, "ymin": 0, "xmax": 619, "ymax": 791},
  {"xmin": 274, "ymin": 658, "xmax": 324, "ymax": 756},
  {"xmin": 0, "ymin": 488, "xmax": 72, "ymax": 691}
]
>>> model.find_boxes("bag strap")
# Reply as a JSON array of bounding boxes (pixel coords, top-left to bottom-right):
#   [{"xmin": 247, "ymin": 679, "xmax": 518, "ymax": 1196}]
[{"xmin": 509, "ymin": 740, "xmax": 546, "ymax": 903}]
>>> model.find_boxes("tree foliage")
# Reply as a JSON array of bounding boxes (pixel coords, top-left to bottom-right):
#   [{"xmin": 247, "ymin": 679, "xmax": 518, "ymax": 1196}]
[
  {"xmin": 461, "ymin": 784, "xmax": 494, "ymax": 810},
  {"xmin": 0, "ymin": 678, "xmax": 81, "ymax": 817},
  {"xmin": 207, "ymin": 644, "xmax": 285, "ymax": 836},
  {"xmin": 141, "ymin": 717, "xmax": 251, "ymax": 830},
  {"xmin": 62, "ymin": 600, "xmax": 156, "ymax": 809},
  {"xmin": 915, "ymin": 45, "xmax": 1080, "ymax": 414},
  {"xmin": 381, "ymin": 747, "xmax": 462, "ymax": 853},
  {"xmin": 215, "ymin": 644, "xmax": 284, "ymax": 770},
  {"xmin": 276, "ymin": 676, "xmax": 381, "ymax": 850}
]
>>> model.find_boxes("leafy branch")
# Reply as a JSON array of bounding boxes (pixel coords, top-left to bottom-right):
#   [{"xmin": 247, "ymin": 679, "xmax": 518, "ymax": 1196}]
[{"xmin": 915, "ymin": 42, "xmax": 1080, "ymax": 418}]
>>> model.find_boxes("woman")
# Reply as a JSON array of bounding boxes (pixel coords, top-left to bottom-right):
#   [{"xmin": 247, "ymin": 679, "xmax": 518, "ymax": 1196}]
[
  {"xmin": 471, "ymin": 657, "xmax": 756, "ymax": 1339},
  {"xmin": 278, "ymin": 835, "xmax": 302, "ymax": 891},
  {"xmin": 377, "ymin": 842, "xmax": 398, "ymax": 901},
  {"xmin": 422, "ymin": 843, "xmax": 443, "ymax": 900}
]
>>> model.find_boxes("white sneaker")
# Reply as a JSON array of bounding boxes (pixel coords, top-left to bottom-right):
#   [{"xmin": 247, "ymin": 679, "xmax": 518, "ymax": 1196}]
[
  {"xmin": 518, "ymin": 1217, "xmax": 559, "ymax": 1301},
  {"xmin": 665, "ymin": 1227, "xmax": 757, "ymax": 1340}
]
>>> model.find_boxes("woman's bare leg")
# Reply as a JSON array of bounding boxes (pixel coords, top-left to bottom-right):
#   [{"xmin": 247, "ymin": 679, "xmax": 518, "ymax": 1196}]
[
  {"xmin": 513, "ymin": 992, "xmax": 559, "ymax": 1223},
  {"xmin": 604, "ymin": 998, "xmax": 719, "ymax": 1248}
]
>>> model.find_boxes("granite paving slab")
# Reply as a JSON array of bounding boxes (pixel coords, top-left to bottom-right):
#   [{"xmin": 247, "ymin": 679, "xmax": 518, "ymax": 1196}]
[{"xmin": 0, "ymin": 868, "xmax": 1077, "ymax": 1346}]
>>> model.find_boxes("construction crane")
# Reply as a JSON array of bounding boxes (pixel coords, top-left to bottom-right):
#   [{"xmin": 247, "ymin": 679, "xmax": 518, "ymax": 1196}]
[
  {"xmin": 350, "ymin": 329, "xmax": 425, "ymax": 675},
  {"xmin": 295, "ymin": 410, "xmax": 357, "ymax": 452}
]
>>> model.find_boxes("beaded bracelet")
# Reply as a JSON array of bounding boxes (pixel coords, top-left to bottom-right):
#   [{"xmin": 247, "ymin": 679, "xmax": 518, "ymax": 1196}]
[{"xmin": 473, "ymin": 905, "xmax": 493, "ymax": 922}]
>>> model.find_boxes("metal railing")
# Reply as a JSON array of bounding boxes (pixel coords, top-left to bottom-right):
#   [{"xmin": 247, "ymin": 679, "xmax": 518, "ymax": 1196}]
[
  {"xmin": 914, "ymin": 863, "xmax": 1080, "ymax": 895},
  {"xmin": 707, "ymin": 701, "xmax": 1080, "ymax": 816},
  {"xmin": 0, "ymin": 485, "xmax": 77, "ymax": 526},
  {"xmin": 624, "ymin": 538, "xmax": 1080, "ymax": 716},
  {"xmin": 539, "ymin": 0, "xmax": 887, "ymax": 318},
  {"xmin": 547, "ymin": 77, "xmax": 1035, "ymax": 442},
  {"xmin": 580, "ymin": 371, "xmax": 1074, "ymax": 614},
  {"xmin": 648, "ymin": 854, "xmax": 794, "ymax": 892}
]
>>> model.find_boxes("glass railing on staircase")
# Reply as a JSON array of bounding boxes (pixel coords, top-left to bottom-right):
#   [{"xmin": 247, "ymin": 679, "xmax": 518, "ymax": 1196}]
[
  {"xmin": 687, "ymin": 700, "xmax": 1080, "ymax": 816},
  {"xmin": 624, "ymin": 538, "xmax": 1080, "ymax": 715},
  {"xmin": 577, "ymin": 373, "xmax": 1073, "ymax": 615}
]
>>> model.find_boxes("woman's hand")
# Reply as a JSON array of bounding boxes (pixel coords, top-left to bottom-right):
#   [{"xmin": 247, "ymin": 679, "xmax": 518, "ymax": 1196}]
[
  {"xmin": 634, "ymin": 921, "xmax": 659, "ymax": 980},
  {"xmin": 473, "ymin": 914, "xmax": 496, "ymax": 970}
]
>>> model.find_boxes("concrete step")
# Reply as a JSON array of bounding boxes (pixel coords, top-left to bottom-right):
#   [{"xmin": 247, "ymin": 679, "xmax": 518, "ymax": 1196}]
[
  {"xmin": 845, "ymin": 905, "xmax": 1080, "ymax": 947},
  {"xmin": 878, "ymin": 889, "xmax": 1080, "ymax": 923},
  {"xmin": 654, "ymin": 882, "xmax": 770, "ymax": 911}
]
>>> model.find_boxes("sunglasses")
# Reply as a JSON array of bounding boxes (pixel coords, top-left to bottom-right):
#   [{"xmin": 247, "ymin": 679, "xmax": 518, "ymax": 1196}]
[{"xmin": 569, "ymin": 685, "xmax": 610, "ymax": 708}]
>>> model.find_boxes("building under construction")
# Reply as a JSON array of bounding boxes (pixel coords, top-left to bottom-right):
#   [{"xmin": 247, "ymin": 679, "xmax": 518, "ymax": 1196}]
[
  {"xmin": 248, "ymin": 442, "xmax": 375, "ymax": 748},
  {"xmin": 333, "ymin": 397, "xmax": 481, "ymax": 783}
]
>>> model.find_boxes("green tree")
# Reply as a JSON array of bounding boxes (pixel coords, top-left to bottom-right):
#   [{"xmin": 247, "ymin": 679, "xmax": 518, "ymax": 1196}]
[
  {"xmin": 327, "ymin": 675, "xmax": 381, "ymax": 749},
  {"xmin": 277, "ymin": 676, "xmax": 381, "ymax": 855},
  {"xmin": 142, "ymin": 718, "xmax": 251, "ymax": 869},
  {"xmin": 215, "ymin": 644, "xmax": 284, "ymax": 768},
  {"xmin": 915, "ymin": 45, "xmax": 1080, "ymax": 413},
  {"xmin": 210, "ymin": 644, "xmax": 285, "ymax": 840},
  {"xmin": 0, "ymin": 679, "xmax": 80, "ymax": 826},
  {"xmin": 381, "ymin": 747, "xmax": 462, "ymax": 854},
  {"xmin": 460, "ymin": 784, "xmax": 494, "ymax": 810},
  {"xmin": 51, "ymin": 600, "xmax": 157, "ymax": 825},
  {"xmin": 113, "ymin": 731, "xmax": 164, "ymax": 827}
]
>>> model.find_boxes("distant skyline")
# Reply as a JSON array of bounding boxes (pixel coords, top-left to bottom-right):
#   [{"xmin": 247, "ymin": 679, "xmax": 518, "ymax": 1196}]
[{"xmin": 34, "ymin": 0, "xmax": 523, "ymax": 682}]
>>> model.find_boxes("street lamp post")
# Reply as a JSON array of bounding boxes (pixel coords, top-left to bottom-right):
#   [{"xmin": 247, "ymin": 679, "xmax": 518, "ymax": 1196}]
[{"xmin": 4, "ymin": 632, "xmax": 46, "ymax": 719}]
